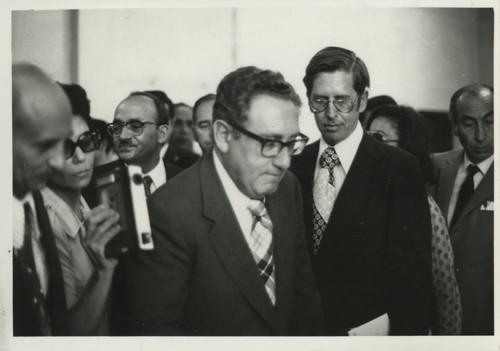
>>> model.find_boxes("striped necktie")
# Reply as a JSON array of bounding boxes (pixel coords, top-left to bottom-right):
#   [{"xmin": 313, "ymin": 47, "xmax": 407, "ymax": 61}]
[
  {"xmin": 247, "ymin": 199, "xmax": 276, "ymax": 305},
  {"xmin": 143, "ymin": 175, "xmax": 153, "ymax": 198}
]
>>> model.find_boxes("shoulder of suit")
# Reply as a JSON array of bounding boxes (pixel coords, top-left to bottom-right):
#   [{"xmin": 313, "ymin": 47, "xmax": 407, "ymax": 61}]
[{"xmin": 431, "ymin": 148, "xmax": 463, "ymax": 167}]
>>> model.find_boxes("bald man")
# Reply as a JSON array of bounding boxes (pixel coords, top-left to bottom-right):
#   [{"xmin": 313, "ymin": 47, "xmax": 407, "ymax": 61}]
[
  {"xmin": 13, "ymin": 63, "xmax": 72, "ymax": 335},
  {"xmin": 433, "ymin": 83, "xmax": 494, "ymax": 335}
]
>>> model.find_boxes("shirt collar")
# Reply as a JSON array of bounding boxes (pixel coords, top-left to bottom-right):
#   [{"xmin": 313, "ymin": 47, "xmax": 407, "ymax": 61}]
[
  {"xmin": 40, "ymin": 187, "xmax": 88, "ymax": 239},
  {"xmin": 213, "ymin": 149, "xmax": 252, "ymax": 210},
  {"xmin": 318, "ymin": 121, "xmax": 363, "ymax": 174},
  {"xmin": 144, "ymin": 159, "xmax": 167, "ymax": 187},
  {"xmin": 462, "ymin": 152, "xmax": 494, "ymax": 176}
]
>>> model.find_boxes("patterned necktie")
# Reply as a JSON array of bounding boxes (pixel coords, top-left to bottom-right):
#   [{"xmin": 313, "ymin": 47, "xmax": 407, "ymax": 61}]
[
  {"xmin": 450, "ymin": 164, "xmax": 480, "ymax": 229},
  {"xmin": 20, "ymin": 203, "xmax": 52, "ymax": 335},
  {"xmin": 312, "ymin": 146, "xmax": 340, "ymax": 255},
  {"xmin": 143, "ymin": 175, "xmax": 153, "ymax": 198},
  {"xmin": 247, "ymin": 199, "xmax": 276, "ymax": 305}
]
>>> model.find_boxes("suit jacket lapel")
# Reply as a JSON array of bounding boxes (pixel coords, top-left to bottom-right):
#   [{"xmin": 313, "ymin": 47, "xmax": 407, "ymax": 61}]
[
  {"xmin": 460, "ymin": 163, "xmax": 494, "ymax": 219},
  {"xmin": 436, "ymin": 151, "xmax": 462, "ymax": 216},
  {"xmin": 199, "ymin": 153, "xmax": 279, "ymax": 331},
  {"xmin": 319, "ymin": 134, "xmax": 384, "ymax": 250}
]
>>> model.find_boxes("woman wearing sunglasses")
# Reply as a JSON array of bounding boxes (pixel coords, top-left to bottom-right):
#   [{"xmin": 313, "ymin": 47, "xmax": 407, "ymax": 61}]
[
  {"xmin": 41, "ymin": 83, "xmax": 121, "ymax": 335},
  {"xmin": 366, "ymin": 105, "xmax": 462, "ymax": 335}
]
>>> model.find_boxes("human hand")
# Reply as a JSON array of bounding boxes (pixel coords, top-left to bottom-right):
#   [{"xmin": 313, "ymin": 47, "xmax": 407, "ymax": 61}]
[{"xmin": 83, "ymin": 205, "xmax": 123, "ymax": 270}]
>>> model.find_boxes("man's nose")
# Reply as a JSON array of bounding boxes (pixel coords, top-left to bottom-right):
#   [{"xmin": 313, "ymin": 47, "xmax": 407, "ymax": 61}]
[
  {"xmin": 273, "ymin": 146, "xmax": 292, "ymax": 170},
  {"xmin": 326, "ymin": 100, "xmax": 337, "ymax": 119},
  {"xmin": 475, "ymin": 124, "xmax": 486, "ymax": 142}
]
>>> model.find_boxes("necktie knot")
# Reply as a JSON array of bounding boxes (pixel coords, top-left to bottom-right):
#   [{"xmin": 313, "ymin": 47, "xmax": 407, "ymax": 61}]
[
  {"xmin": 319, "ymin": 146, "xmax": 340, "ymax": 171},
  {"xmin": 247, "ymin": 199, "xmax": 266, "ymax": 218},
  {"xmin": 143, "ymin": 175, "xmax": 153, "ymax": 197},
  {"xmin": 467, "ymin": 164, "xmax": 480, "ymax": 176}
]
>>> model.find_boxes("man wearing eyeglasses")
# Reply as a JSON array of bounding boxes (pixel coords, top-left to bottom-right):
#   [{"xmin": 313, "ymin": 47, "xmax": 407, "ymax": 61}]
[
  {"xmin": 109, "ymin": 91, "xmax": 183, "ymax": 196},
  {"xmin": 123, "ymin": 66, "xmax": 324, "ymax": 335},
  {"xmin": 290, "ymin": 47, "xmax": 432, "ymax": 336}
]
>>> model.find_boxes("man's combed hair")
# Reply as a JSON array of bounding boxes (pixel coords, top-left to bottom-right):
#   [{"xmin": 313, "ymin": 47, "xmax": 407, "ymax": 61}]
[
  {"xmin": 449, "ymin": 83, "xmax": 493, "ymax": 125},
  {"xmin": 129, "ymin": 91, "xmax": 170, "ymax": 125},
  {"xmin": 303, "ymin": 46, "xmax": 370, "ymax": 97},
  {"xmin": 193, "ymin": 93, "xmax": 216, "ymax": 123},
  {"xmin": 213, "ymin": 66, "xmax": 301, "ymax": 126}
]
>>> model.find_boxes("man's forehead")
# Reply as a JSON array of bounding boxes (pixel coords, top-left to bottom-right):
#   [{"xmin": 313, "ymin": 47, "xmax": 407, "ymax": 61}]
[
  {"xmin": 457, "ymin": 88, "xmax": 493, "ymax": 116},
  {"xmin": 116, "ymin": 96, "xmax": 156, "ymax": 118}
]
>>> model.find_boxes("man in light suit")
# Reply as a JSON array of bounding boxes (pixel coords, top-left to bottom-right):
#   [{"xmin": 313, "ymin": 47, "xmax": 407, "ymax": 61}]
[
  {"xmin": 124, "ymin": 66, "xmax": 324, "ymax": 335},
  {"xmin": 290, "ymin": 47, "xmax": 432, "ymax": 335},
  {"xmin": 12, "ymin": 63, "xmax": 72, "ymax": 335},
  {"xmin": 433, "ymin": 83, "xmax": 494, "ymax": 335}
]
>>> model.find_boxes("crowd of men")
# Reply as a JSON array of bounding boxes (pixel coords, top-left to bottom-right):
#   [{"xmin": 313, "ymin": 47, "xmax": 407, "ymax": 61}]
[{"xmin": 12, "ymin": 46, "xmax": 494, "ymax": 336}]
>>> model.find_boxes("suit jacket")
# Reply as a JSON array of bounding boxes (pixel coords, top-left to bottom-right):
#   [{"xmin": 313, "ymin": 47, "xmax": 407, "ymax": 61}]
[
  {"xmin": 13, "ymin": 191, "xmax": 68, "ymax": 336},
  {"xmin": 163, "ymin": 147, "xmax": 200, "ymax": 169},
  {"xmin": 122, "ymin": 151, "xmax": 324, "ymax": 336},
  {"xmin": 290, "ymin": 135, "xmax": 432, "ymax": 335},
  {"xmin": 432, "ymin": 148, "xmax": 494, "ymax": 335}
]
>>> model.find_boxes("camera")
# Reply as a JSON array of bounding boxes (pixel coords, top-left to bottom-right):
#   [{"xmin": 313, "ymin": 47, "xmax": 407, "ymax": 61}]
[{"xmin": 91, "ymin": 160, "xmax": 154, "ymax": 257}]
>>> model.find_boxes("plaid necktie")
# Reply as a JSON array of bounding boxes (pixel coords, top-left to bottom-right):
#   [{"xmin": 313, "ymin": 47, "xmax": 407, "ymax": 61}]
[
  {"xmin": 143, "ymin": 175, "xmax": 153, "ymax": 198},
  {"xmin": 450, "ymin": 164, "xmax": 480, "ymax": 229},
  {"xmin": 312, "ymin": 146, "xmax": 340, "ymax": 255},
  {"xmin": 247, "ymin": 199, "xmax": 276, "ymax": 305}
]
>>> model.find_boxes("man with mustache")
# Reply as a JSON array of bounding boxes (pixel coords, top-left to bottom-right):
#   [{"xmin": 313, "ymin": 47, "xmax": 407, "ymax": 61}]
[
  {"xmin": 290, "ymin": 46, "xmax": 432, "ymax": 335},
  {"xmin": 433, "ymin": 83, "xmax": 494, "ymax": 335},
  {"xmin": 123, "ymin": 66, "xmax": 324, "ymax": 335},
  {"xmin": 110, "ymin": 91, "xmax": 183, "ymax": 196}
]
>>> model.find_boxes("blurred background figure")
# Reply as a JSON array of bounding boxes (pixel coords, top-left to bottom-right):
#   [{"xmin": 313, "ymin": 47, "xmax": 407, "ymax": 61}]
[
  {"xmin": 433, "ymin": 83, "xmax": 494, "ymax": 335},
  {"xmin": 359, "ymin": 94, "xmax": 397, "ymax": 129},
  {"xmin": 366, "ymin": 104, "xmax": 462, "ymax": 335},
  {"xmin": 13, "ymin": 63, "xmax": 72, "ymax": 336},
  {"xmin": 163, "ymin": 102, "xmax": 200, "ymax": 168},
  {"xmin": 41, "ymin": 82, "xmax": 121, "ymax": 335},
  {"xmin": 192, "ymin": 93, "xmax": 216, "ymax": 154}
]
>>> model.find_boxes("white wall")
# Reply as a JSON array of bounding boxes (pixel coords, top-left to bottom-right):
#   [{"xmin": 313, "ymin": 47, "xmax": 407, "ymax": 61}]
[{"xmin": 12, "ymin": 7, "xmax": 494, "ymax": 141}]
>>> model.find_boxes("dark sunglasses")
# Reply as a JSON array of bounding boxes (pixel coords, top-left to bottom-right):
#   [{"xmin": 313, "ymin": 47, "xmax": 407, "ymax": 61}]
[{"xmin": 64, "ymin": 130, "xmax": 101, "ymax": 159}]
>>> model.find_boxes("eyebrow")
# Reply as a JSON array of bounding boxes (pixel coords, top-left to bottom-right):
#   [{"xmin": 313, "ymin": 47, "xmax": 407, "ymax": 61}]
[{"xmin": 312, "ymin": 94, "xmax": 352, "ymax": 99}]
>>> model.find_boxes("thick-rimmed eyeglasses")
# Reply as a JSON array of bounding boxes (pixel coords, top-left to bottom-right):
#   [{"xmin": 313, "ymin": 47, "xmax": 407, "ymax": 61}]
[
  {"xmin": 64, "ymin": 130, "xmax": 101, "ymax": 159},
  {"xmin": 366, "ymin": 130, "xmax": 399, "ymax": 144},
  {"xmin": 107, "ymin": 120, "xmax": 160, "ymax": 137},
  {"xmin": 231, "ymin": 124, "xmax": 309, "ymax": 157},
  {"xmin": 309, "ymin": 94, "xmax": 360, "ymax": 114}
]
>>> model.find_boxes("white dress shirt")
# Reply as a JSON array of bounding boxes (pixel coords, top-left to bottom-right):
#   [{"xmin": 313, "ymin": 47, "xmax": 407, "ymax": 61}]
[
  {"xmin": 447, "ymin": 153, "xmax": 494, "ymax": 224},
  {"xmin": 314, "ymin": 121, "xmax": 364, "ymax": 196},
  {"xmin": 143, "ymin": 159, "xmax": 167, "ymax": 195},
  {"xmin": 213, "ymin": 150, "xmax": 255, "ymax": 242},
  {"xmin": 13, "ymin": 193, "xmax": 49, "ymax": 295}
]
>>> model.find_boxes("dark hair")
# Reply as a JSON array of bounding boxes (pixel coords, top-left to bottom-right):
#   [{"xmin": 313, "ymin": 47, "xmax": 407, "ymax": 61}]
[
  {"xmin": 366, "ymin": 105, "xmax": 433, "ymax": 183},
  {"xmin": 449, "ymin": 83, "xmax": 493, "ymax": 124},
  {"xmin": 303, "ymin": 46, "xmax": 370, "ymax": 97},
  {"xmin": 213, "ymin": 66, "xmax": 301, "ymax": 127},
  {"xmin": 173, "ymin": 102, "xmax": 192, "ymax": 115},
  {"xmin": 92, "ymin": 118, "xmax": 115, "ymax": 153},
  {"xmin": 193, "ymin": 94, "xmax": 216, "ymax": 123},
  {"xmin": 57, "ymin": 82, "xmax": 94, "ymax": 129},
  {"xmin": 145, "ymin": 90, "xmax": 175, "ymax": 122},
  {"xmin": 129, "ymin": 91, "xmax": 170, "ymax": 125}
]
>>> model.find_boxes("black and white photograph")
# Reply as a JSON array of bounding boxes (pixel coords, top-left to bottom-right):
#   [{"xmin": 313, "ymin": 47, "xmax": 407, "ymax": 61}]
[{"xmin": 3, "ymin": 0, "xmax": 498, "ymax": 350}]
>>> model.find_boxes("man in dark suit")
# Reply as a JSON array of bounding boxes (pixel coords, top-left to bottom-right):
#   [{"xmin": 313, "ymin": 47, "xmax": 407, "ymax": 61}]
[
  {"xmin": 433, "ymin": 83, "xmax": 493, "ymax": 335},
  {"xmin": 109, "ymin": 91, "xmax": 183, "ymax": 194},
  {"xmin": 163, "ymin": 102, "xmax": 200, "ymax": 168},
  {"xmin": 290, "ymin": 47, "xmax": 432, "ymax": 335},
  {"xmin": 12, "ymin": 63, "xmax": 72, "ymax": 335},
  {"xmin": 124, "ymin": 66, "xmax": 324, "ymax": 336}
]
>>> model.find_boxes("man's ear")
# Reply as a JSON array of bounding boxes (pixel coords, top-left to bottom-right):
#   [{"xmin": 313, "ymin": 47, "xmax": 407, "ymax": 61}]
[
  {"xmin": 158, "ymin": 124, "xmax": 169, "ymax": 144},
  {"xmin": 213, "ymin": 120, "xmax": 232, "ymax": 154},
  {"xmin": 357, "ymin": 90, "xmax": 369, "ymax": 113}
]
